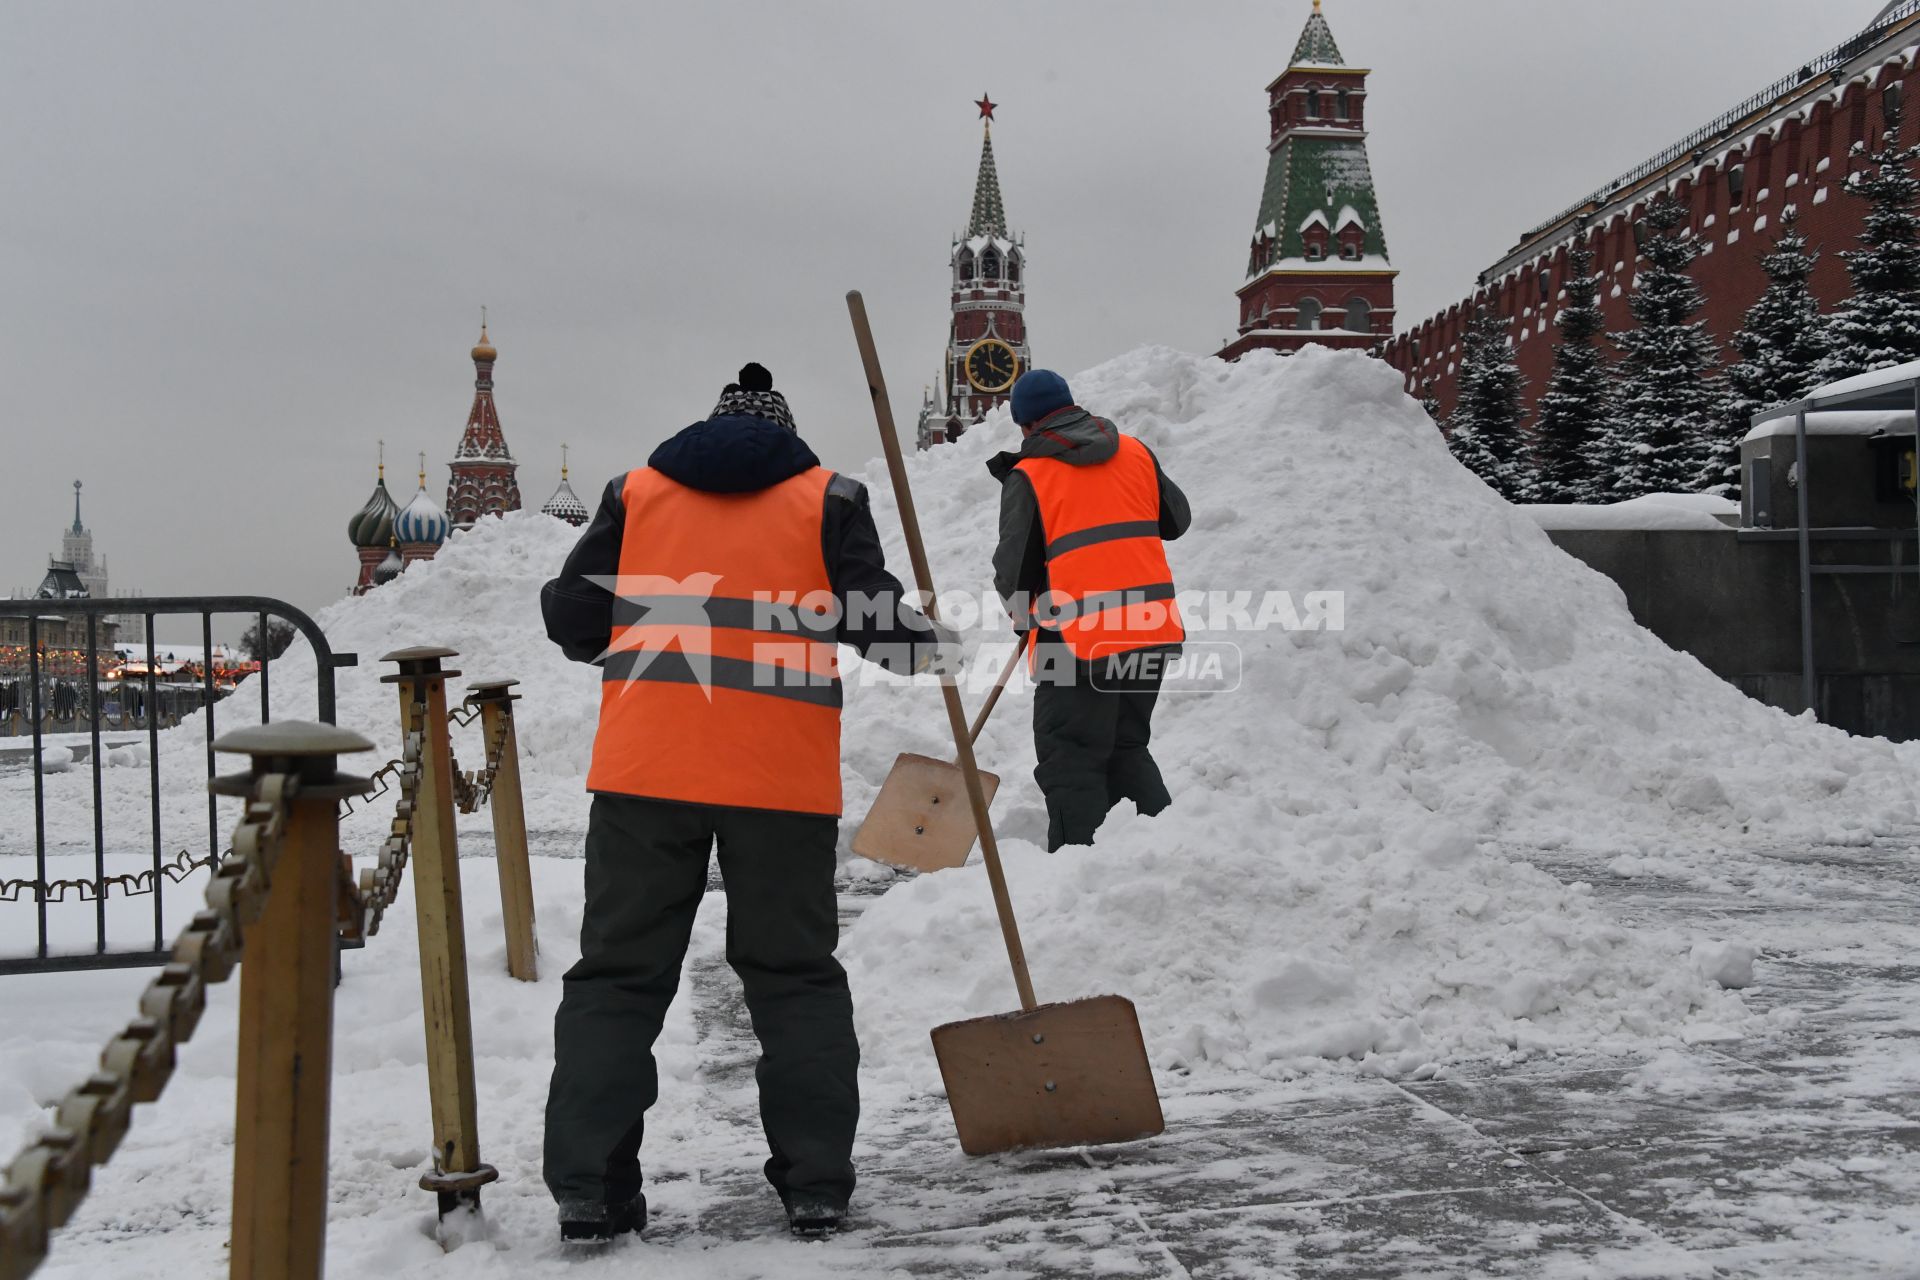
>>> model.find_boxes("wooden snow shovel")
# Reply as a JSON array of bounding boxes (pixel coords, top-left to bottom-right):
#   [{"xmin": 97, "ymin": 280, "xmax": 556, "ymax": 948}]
[
  {"xmin": 848, "ymin": 291, "xmax": 1166, "ymax": 1157},
  {"xmin": 851, "ymin": 631, "xmax": 1029, "ymax": 872}
]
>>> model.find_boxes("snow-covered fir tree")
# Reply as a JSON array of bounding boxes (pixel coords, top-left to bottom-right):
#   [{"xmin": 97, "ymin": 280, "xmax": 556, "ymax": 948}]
[
  {"xmin": 1444, "ymin": 306, "xmax": 1528, "ymax": 500},
  {"xmin": 1814, "ymin": 103, "xmax": 1920, "ymax": 384},
  {"xmin": 1417, "ymin": 384, "xmax": 1443, "ymax": 425},
  {"xmin": 1607, "ymin": 193, "xmax": 1722, "ymax": 499},
  {"xmin": 1529, "ymin": 242, "xmax": 1612, "ymax": 503},
  {"xmin": 1718, "ymin": 210, "xmax": 1828, "ymax": 497}
]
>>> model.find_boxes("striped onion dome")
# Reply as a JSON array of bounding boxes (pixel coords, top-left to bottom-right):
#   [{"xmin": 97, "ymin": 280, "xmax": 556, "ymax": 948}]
[
  {"xmin": 542, "ymin": 473, "xmax": 589, "ymax": 526},
  {"xmin": 348, "ymin": 473, "xmax": 399, "ymax": 548},
  {"xmin": 395, "ymin": 480, "xmax": 450, "ymax": 546},
  {"xmin": 372, "ymin": 541, "xmax": 404, "ymax": 586}
]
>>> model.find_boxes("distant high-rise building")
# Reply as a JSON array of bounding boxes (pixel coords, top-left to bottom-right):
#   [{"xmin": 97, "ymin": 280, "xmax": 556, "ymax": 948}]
[{"xmin": 20, "ymin": 480, "xmax": 144, "ymax": 643}]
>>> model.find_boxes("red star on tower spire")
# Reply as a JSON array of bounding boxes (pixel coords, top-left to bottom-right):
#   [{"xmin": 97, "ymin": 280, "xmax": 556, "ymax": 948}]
[{"xmin": 975, "ymin": 94, "xmax": 997, "ymax": 123}]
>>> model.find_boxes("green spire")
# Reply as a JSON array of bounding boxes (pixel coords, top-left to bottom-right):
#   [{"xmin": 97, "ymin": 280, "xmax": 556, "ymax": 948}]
[
  {"xmin": 1291, "ymin": 1, "xmax": 1344, "ymax": 67},
  {"xmin": 968, "ymin": 124, "xmax": 1008, "ymax": 238}
]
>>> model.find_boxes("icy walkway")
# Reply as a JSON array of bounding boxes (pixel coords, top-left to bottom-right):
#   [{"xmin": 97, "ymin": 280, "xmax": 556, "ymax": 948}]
[
  {"xmin": 610, "ymin": 839, "xmax": 1920, "ymax": 1279},
  {"xmin": 7, "ymin": 832, "xmax": 1917, "ymax": 1279}
]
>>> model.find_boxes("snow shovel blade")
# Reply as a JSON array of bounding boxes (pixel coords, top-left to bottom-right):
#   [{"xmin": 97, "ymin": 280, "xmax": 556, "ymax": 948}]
[
  {"xmin": 851, "ymin": 752, "xmax": 999, "ymax": 872},
  {"xmin": 930, "ymin": 995, "xmax": 1165, "ymax": 1156}
]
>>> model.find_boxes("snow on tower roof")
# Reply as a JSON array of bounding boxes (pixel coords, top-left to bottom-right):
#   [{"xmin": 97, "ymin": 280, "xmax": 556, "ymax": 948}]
[
  {"xmin": 966, "ymin": 96, "xmax": 1010, "ymax": 239},
  {"xmin": 1291, "ymin": 0, "xmax": 1345, "ymax": 67}
]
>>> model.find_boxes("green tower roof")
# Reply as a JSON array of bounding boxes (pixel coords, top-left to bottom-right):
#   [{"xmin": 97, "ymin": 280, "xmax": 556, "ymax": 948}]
[
  {"xmin": 1291, "ymin": 2, "xmax": 1345, "ymax": 66},
  {"xmin": 968, "ymin": 125, "xmax": 1008, "ymax": 239}
]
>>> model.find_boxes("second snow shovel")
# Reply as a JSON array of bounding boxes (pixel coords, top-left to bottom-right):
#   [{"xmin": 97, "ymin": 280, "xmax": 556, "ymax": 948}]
[
  {"xmin": 851, "ymin": 631, "xmax": 1029, "ymax": 872},
  {"xmin": 848, "ymin": 291, "xmax": 1165, "ymax": 1157}
]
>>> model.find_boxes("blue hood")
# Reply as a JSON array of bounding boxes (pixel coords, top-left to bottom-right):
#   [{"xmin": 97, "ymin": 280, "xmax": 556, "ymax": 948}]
[{"xmin": 648, "ymin": 414, "xmax": 821, "ymax": 494}]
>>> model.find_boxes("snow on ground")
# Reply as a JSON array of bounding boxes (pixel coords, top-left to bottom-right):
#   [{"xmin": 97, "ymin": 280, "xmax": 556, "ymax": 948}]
[
  {"xmin": 1522, "ymin": 492, "xmax": 1738, "ymax": 532},
  {"xmin": 4, "ymin": 345, "xmax": 1918, "ymax": 1274}
]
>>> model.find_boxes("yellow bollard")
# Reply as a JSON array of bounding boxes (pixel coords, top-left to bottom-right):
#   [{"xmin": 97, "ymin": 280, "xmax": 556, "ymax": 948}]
[
  {"xmin": 466, "ymin": 680, "xmax": 538, "ymax": 982},
  {"xmin": 211, "ymin": 721, "xmax": 374, "ymax": 1280},
  {"xmin": 380, "ymin": 647, "xmax": 498, "ymax": 1224}
]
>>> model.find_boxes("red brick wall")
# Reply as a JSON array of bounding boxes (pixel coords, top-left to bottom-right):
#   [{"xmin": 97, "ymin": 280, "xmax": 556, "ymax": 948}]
[{"xmin": 1385, "ymin": 57, "xmax": 1918, "ymax": 424}]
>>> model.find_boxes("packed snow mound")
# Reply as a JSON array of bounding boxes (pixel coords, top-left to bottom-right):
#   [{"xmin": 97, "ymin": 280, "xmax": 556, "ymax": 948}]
[
  {"xmin": 13, "ymin": 345, "xmax": 1915, "ymax": 1082},
  {"xmin": 832, "ymin": 344, "xmax": 1917, "ymax": 1080}
]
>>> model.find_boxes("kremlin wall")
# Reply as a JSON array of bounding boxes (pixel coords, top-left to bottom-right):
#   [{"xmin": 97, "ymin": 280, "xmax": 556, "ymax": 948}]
[{"xmin": 1383, "ymin": 1, "xmax": 1920, "ymax": 421}]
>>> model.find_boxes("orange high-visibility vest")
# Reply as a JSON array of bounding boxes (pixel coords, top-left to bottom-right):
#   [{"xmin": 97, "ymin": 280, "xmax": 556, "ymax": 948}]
[
  {"xmin": 586, "ymin": 465, "xmax": 843, "ymax": 815},
  {"xmin": 1016, "ymin": 432, "xmax": 1184, "ymax": 661}
]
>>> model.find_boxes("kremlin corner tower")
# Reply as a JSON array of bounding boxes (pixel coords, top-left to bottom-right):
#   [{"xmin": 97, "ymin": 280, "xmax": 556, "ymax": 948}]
[{"xmin": 1219, "ymin": 0, "xmax": 1398, "ymax": 361}]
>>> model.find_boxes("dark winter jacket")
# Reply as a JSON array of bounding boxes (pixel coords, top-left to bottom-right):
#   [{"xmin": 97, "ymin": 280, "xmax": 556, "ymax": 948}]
[
  {"xmin": 985, "ymin": 407, "xmax": 1191, "ymax": 624},
  {"xmin": 542, "ymin": 413, "xmax": 938, "ymax": 671}
]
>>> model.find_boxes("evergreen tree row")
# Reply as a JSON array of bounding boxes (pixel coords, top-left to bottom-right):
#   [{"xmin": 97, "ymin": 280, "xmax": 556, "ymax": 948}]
[{"xmin": 1440, "ymin": 105, "xmax": 1920, "ymax": 505}]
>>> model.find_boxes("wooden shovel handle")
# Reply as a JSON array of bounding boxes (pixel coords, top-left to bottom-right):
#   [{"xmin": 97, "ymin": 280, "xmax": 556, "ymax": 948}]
[
  {"xmin": 966, "ymin": 632, "xmax": 1031, "ymax": 747},
  {"xmin": 847, "ymin": 290, "xmax": 1039, "ymax": 1014}
]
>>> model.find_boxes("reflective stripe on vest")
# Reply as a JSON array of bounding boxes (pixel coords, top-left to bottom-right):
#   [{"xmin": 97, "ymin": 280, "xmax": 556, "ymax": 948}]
[
  {"xmin": 586, "ymin": 465, "xmax": 844, "ymax": 815},
  {"xmin": 1015, "ymin": 433, "xmax": 1184, "ymax": 662}
]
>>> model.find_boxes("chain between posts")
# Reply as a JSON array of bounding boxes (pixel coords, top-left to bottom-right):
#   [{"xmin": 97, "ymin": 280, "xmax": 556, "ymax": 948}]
[
  {"xmin": 0, "ymin": 773, "xmax": 300, "ymax": 1280},
  {"xmin": 446, "ymin": 699, "xmax": 510, "ymax": 816},
  {"xmin": 335, "ymin": 688, "xmax": 428, "ymax": 942},
  {"xmin": 0, "ymin": 851, "xmax": 220, "ymax": 905}
]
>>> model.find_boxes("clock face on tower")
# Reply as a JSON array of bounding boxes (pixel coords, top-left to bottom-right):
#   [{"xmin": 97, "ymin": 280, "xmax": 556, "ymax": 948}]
[{"xmin": 964, "ymin": 338, "xmax": 1020, "ymax": 394}]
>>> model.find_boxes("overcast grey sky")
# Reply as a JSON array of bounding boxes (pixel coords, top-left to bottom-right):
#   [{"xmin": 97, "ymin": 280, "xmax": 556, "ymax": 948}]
[{"xmin": 2, "ymin": 0, "xmax": 1882, "ymax": 630}]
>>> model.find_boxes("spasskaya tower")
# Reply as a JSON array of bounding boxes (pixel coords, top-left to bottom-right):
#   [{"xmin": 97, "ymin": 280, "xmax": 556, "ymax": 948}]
[{"xmin": 917, "ymin": 96, "xmax": 1034, "ymax": 449}]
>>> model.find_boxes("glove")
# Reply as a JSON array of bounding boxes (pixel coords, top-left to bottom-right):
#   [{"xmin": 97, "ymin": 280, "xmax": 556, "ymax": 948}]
[{"xmin": 912, "ymin": 619, "xmax": 966, "ymax": 677}]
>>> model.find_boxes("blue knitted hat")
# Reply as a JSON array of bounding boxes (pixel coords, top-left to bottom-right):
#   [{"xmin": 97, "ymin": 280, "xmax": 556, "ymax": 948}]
[{"xmin": 1010, "ymin": 369, "xmax": 1073, "ymax": 427}]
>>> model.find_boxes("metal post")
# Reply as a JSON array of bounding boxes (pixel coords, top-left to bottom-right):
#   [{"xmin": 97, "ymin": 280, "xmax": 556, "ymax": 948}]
[
  {"xmin": 467, "ymin": 680, "xmax": 537, "ymax": 982},
  {"xmin": 380, "ymin": 647, "xmax": 498, "ymax": 1224},
  {"xmin": 1911, "ymin": 383, "xmax": 1919, "ymax": 605},
  {"xmin": 211, "ymin": 721, "xmax": 374, "ymax": 1280},
  {"xmin": 28, "ymin": 616, "xmax": 47, "ymax": 962},
  {"xmin": 1795, "ymin": 405, "xmax": 1817, "ymax": 717}
]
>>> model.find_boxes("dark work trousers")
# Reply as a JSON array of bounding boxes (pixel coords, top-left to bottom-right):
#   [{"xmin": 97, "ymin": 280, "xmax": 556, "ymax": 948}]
[
  {"xmin": 543, "ymin": 793, "xmax": 858, "ymax": 1215},
  {"xmin": 1030, "ymin": 641, "xmax": 1174, "ymax": 851}
]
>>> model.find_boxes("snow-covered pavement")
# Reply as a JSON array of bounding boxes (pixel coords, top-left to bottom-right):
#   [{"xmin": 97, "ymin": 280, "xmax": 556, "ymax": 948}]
[
  {"xmin": 7, "ymin": 824, "xmax": 1917, "ymax": 1279},
  {"xmin": 7, "ymin": 345, "xmax": 1920, "ymax": 1275}
]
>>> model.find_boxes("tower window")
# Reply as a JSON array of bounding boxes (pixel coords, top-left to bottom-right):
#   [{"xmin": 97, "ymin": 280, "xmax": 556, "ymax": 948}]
[
  {"xmin": 1297, "ymin": 298, "xmax": 1323, "ymax": 331},
  {"xmin": 1338, "ymin": 90, "xmax": 1351, "ymax": 120},
  {"xmin": 1340, "ymin": 241, "xmax": 1362, "ymax": 261},
  {"xmin": 1343, "ymin": 297, "xmax": 1372, "ymax": 332},
  {"xmin": 1306, "ymin": 242, "xmax": 1326, "ymax": 261},
  {"xmin": 982, "ymin": 248, "xmax": 1001, "ymax": 279},
  {"xmin": 1307, "ymin": 90, "xmax": 1321, "ymax": 119},
  {"xmin": 958, "ymin": 250, "xmax": 975, "ymax": 282},
  {"xmin": 1007, "ymin": 254, "xmax": 1021, "ymax": 284}
]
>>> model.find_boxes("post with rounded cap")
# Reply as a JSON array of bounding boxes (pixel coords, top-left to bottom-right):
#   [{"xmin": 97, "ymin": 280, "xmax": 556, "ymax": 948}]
[
  {"xmin": 210, "ymin": 720, "xmax": 374, "ymax": 1280},
  {"xmin": 466, "ymin": 679, "xmax": 537, "ymax": 981},
  {"xmin": 380, "ymin": 647, "xmax": 499, "ymax": 1226}
]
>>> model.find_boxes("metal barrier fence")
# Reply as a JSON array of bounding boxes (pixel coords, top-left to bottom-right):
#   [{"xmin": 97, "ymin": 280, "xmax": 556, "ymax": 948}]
[
  {"xmin": 0, "ymin": 597, "xmax": 356, "ymax": 975},
  {"xmin": 0, "ymin": 643, "xmax": 539, "ymax": 1279}
]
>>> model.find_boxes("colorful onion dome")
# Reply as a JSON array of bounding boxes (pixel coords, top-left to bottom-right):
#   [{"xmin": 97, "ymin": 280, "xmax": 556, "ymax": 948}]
[
  {"xmin": 471, "ymin": 319, "xmax": 497, "ymax": 364},
  {"xmin": 541, "ymin": 446, "xmax": 589, "ymax": 526},
  {"xmin": 395, "ymin": 464, "xmax": 450, "ymax": 546},
  {"xmin": 348, "ymin": 467, "xmax": 400, "ymax": 548},
  {"xmin": 372, "ymin": 540, "xmax": 403, "ymax": 586}
]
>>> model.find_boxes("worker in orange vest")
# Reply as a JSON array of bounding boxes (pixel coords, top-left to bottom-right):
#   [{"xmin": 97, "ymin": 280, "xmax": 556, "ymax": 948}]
[
  {"xmin": 540, "ymin": 363, "xmax": 953, "ymax": 1244},
  {"xmin": 988, "ymin": 369, "xmax": 1190, "ymax": 852}
]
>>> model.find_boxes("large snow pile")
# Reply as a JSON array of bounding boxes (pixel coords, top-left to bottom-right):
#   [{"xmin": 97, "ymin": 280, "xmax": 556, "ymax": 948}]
[
  {"xmin": 836, "ymin": 345, "xmax": 1917, "ymax": 1082},
  {"xmin": 9, "ymin": 345, "xmax": 1916, "ymax": 1086}
]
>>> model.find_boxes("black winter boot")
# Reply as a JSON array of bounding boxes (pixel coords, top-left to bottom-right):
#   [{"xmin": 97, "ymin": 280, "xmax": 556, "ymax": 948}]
[
  {"xmin": 558, "ymin": 1193, "xmax": 646, "ymax": 1243},
  {"xmin": 785, "ymin": 1197, "xmax": 844, "ymax": 1241}
]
